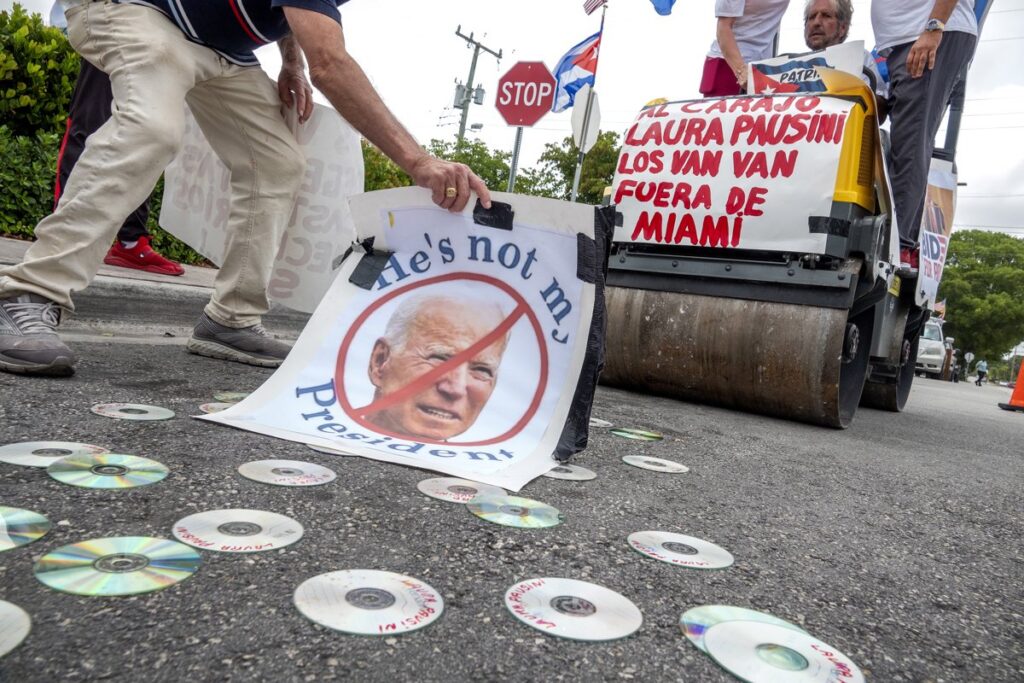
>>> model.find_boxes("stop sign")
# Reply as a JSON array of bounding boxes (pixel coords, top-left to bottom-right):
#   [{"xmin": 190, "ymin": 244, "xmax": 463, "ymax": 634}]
[{"xmin": 495, "ymin": 61, "xmax": 556, "ymax": 127}]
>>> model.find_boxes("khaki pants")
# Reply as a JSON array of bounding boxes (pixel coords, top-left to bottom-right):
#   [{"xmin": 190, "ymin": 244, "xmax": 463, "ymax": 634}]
[{"xmin": 0, "ymin": 1, "xmax": 304, "ymax": 327}]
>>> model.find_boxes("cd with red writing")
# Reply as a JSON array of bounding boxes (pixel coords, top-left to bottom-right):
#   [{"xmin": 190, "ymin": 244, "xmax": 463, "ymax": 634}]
[
  {"xmin": 238, "ymin": 460, "xmax": 336, "ymax": 487},
  {"xmin": 294, "ymin": 569, "xmax": 444, "ymax": 636},
  {"xmin": 417, "ymin": 477, "xmax": 506, "ymax": 504},
  {"xmin": 504, "ymin": 577, "xmax": 642, "ymax": 641},
  {"xmin": 704, "ymin": 621, "xmax": 864, "ymax": 683},
  {"xmin": 628, "ymin": 531, "xmax": 734, "ymax": 570},
  {"xmin": 172, "ymin": 509, "xmax": 303, "ymax": 553}
]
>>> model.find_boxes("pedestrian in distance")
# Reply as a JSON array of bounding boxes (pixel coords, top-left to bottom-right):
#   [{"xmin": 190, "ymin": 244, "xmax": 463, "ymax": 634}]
[
  {"xmin": 700, "ymin": 0, "xmax": 792, "ymax": 97},
  {"xmin": 975, "ymin": 359, "xmax": 988, "ymax": 386},
  {"xmin": 0, "ymin": 0, "xmax": 490, "ymax": 378}
]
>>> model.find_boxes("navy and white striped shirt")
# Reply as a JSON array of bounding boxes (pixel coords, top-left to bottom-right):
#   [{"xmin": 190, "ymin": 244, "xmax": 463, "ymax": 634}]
[{"xmin": 124, "ymin": 0, "xmax": 349, "ymax": 66}]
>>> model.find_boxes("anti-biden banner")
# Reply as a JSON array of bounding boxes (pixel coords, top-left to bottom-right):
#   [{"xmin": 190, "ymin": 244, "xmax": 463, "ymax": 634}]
[{"xmin": 199, "ymin": 188, "xmax": 600, "ymax": 490}]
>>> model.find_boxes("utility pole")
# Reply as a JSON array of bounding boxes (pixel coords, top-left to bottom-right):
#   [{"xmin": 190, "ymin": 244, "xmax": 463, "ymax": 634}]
[{"xmin": 453, "ymin": 25, "xmax": 501, "ymax": 142}]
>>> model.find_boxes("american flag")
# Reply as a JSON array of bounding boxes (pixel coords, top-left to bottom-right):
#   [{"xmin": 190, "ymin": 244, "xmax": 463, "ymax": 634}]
[{"xmin": 583, "ymin": 0, "xmax": 607, "ymax": 15}]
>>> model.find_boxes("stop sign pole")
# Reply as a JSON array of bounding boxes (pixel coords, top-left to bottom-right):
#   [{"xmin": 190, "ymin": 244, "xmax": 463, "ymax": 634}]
[{"xmin": 495, "ymin": 61, "xmax": 556, "ymax": 192}]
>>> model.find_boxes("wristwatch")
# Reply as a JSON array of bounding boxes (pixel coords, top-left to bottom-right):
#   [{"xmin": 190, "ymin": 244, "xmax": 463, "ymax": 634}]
[{"xmin": 924, "ymin": 18, "xmax": 946, "ymax": 32}]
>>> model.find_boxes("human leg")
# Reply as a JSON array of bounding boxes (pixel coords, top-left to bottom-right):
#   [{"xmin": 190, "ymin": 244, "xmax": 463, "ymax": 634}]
[
  {"xmin": 182, "ymin": 65, "xmax": 304, "ymax": 365},
  {"xmin": 0, "ymin": 3, "xmax": 200, "ymax": 308},
  {"xmin": 885, "ymin": 32, "xmax": 977, "ymax": 248}
]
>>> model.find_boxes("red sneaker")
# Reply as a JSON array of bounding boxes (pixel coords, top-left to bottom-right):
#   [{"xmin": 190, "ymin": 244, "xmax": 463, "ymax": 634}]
[
  {"xmin": 898, "ymin": 247, "xmax": 919, "ymax": 278},
  {"xmin": 103, "ymin": 236, "xmax": 185, "ymax": 276}
]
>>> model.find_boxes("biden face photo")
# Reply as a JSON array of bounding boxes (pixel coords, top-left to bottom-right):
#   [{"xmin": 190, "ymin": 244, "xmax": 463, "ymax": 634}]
[{"xmin": 366, "ymin": 292, "xmax": 510, "ymax": 441}]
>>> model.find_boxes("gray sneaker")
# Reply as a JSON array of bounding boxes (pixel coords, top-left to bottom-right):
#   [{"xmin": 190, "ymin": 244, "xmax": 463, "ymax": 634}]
[
  {"xmin": 0, "ymin": 293, "xmax": 76, "ymax": 376},
  {"xmin": 186, "ymin": 313, "xmax": 291, "ymax": 368}
]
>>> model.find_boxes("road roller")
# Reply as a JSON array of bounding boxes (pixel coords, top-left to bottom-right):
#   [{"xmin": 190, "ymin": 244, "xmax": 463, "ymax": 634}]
[{"xmin": 602, "ymin": 72, "xmax": 930, "ymax": 428}]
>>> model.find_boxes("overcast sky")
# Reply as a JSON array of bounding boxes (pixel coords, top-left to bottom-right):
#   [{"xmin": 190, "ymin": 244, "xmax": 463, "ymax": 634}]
[{"xmin": 7, "ymin": 0, "xmax": 1024, "ymax": 235}]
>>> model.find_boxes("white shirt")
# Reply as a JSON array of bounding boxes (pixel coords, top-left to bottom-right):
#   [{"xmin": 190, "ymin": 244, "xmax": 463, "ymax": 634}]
[
  {"xmin": 871, "ymin": 0, "xmax": 978, "ymax": 52},
  {"xmin": 708, "ymin": 0, "xmax": 792, "ymax": 62}
]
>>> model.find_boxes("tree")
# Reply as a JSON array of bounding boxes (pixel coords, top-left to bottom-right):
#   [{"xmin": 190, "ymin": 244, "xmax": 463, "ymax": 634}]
[
  {"xmin": 0, "ymin": 4, "xmax": 79, "ymax": 137},
  {"xmin": 427, "ymin": 138, "xmax": 511, "ymax": 192},
  {"xmin": 939, "ymin": 230, "xmax": 1024, "ymax": 361},
  {"xmin": 362, "ymin": 140, "xmax": 412, "ymax": 192},
  {"xmin": 530, "ymin": 131, "xmax": 621, "ymax": 204}
]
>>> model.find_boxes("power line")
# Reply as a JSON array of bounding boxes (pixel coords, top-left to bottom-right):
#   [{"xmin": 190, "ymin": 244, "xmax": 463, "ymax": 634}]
[{"xmin": 960, "ymin": 194, "xmax": 1024, "ymax": 198}]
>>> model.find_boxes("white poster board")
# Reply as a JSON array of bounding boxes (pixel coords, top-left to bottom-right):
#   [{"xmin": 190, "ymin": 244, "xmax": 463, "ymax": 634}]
[
  {"xmin": 612, "ymin": 95, "xmax": 854, "ymax": 254},
  {"xmin": 159, "ymin": 103, "xmax": 364, "ymax": 313},
  {"xmin": 200, "ymin": 187, "xmax": 596, "ymax": 491},
  {"xmin": 919, "ymin": 159, "xmax": 958, "ymax": 305}
]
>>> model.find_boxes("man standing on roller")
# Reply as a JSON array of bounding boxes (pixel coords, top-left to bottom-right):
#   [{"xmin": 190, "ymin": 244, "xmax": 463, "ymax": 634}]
[{"xmin": 0, "ymin": 0, "xmax": 490, "ymax": 377}]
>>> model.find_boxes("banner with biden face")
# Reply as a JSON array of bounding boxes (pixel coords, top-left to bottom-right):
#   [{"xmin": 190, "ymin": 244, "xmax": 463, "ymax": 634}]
[{"xmin": 199, "ymin": 188, "xmax": 598, "ymax": 490}]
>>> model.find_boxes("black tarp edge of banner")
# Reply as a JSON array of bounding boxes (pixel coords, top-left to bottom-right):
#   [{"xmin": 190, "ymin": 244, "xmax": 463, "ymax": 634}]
[
  {"xmin": 473, "ymin": 198, "xmax": 515, "ymax": 231},
  {"xmin": 554, "ymin": 204, "xmax": 615, "ymax": 461},
  {"xmin": 347, "ymin": 236, "xmax": 395, "ymax": 290}
]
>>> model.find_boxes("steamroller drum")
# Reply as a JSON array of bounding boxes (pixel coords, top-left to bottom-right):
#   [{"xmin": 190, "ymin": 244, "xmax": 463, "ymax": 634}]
[
  {"xmin": 861, "ymin": 334, "xmax": 918, "ymax": 412},
  {"xmin": 602, "ymin": 288, "xmax": 873, "ymax": 428}
]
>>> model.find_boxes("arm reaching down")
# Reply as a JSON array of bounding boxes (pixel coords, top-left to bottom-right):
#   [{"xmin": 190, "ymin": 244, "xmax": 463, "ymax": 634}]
[
  {"xmin": 282, "ymin": 8, "xmax": 491, "ymax": 211},
  {"xmin": 277, "ymin": 34, "xmax": 313, "ymax": 123}
]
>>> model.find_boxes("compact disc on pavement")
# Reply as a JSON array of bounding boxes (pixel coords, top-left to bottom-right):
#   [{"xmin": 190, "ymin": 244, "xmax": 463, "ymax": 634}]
[
  {"xmin": 47, "ymin": 453, "xmax": 168, "ymax": 489},
  {"xmin": 622, "ymin": 455, "xmax": 688, "ymax": 473},
  {"xmin": 467, "ymin": 494, "xmax": 563, "ymax": 528},
  {"xmin": 307, "ymin": 444, "xmax": 355, "ymax": 457},
  {"xmin": 214, "ymin": 391, "xmax": 248, "ymax": 403},
  {"xmin": 628, "ymin": 531, "xmax": 734, "ymax": 569},
  {"xmin": 704, "ymin": 621, "xmax": 864, "ymax": 683},
  {"xmin": 0, "ymin": 600, "xmax": 30, "ymax": 658},
  {"xmin": 0, "ymin": 506, "xmax": 50, "ymax": 552},
  {"xmin": 504, "ymin": 577, "xmax": 642, "ymax": 641},
  {"xmin": 681, "ymin": 605, "xmax": 807, "ymax": 653},
  {"xmin": 542, "ymin": 464, "xmax": 597, "ymax": 481},
  {"xmin": 238, "ymin": 460, "xmax": 336, "ymax": 487},
  {"xmin": 589, "ymin": 417, "xmax": 613, "ymax": 428},
  {"xmin": 294, "ymin": 569, "xmax": 444, "ymax": 635},
  {"xmin": 416, "ymin": 477, "xmax": 506, "ymax": 503},
  {"xmin": 91, "ymin": 403, "xmax": 175, "ymax": 421},
  {"xmin": 0, "ymin": 441, "xmax": 109, "ymax": 468},
  {"xmin": 199, "ymin": 402, "xmax": 233, "ymax": 414},
  {"xmin": 172, "ymin": 509, "xmax": 303, "ymax": 552},
  {"xmin": 610, "ymin": 428, "xmax": 663, "ymax": 441},
  {"xmin": 33, "ymin": 536, "xmax": 200, "ymax": 596}
]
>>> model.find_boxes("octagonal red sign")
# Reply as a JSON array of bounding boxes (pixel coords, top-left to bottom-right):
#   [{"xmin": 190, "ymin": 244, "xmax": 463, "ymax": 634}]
[{"xmin": 495, "ymin": 61, "xmax": 556, "ymax": 127}]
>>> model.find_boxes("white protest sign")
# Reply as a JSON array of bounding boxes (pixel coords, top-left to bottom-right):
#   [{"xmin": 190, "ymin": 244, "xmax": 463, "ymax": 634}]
[
  {"xmin": 159, "ymin": 103, "xmax": 364, "ymax": 313},
  {"xmin": 611, "ymin": 95, "xmax": 854, "ymax": 254},
  {"xmin": 919, "ymin": 159, "xmax": 957, "ymax": 305},
  {"xmin": 748, "ymin": 41, "xmax": 866, "ymax": 94},
  {"xmin": 200, "ymin": 187, "xmax": 596, "ymax": 491}
]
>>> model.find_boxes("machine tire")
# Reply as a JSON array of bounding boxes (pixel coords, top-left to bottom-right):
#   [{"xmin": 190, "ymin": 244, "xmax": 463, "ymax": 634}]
[{"xmin": 861, "ymin": 335, "xmax": 919, "ymax": 412}]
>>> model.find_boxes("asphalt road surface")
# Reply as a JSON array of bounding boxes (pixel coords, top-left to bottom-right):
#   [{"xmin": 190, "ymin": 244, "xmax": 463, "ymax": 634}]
[{"xmin": 1, "ymin": 337, "xmax": 1021, "ymax": 682}]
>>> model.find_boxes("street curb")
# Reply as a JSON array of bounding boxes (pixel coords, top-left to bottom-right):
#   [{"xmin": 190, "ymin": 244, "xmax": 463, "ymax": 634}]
[{"xmin": 1, "ymin": 237, "xmax": 309, "ymax": 339}]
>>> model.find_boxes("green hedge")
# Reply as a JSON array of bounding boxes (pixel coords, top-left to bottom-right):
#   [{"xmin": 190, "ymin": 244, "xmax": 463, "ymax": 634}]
[{"xmin": 0, "ymin": 125, "xmax": 207, "ymax": 265}]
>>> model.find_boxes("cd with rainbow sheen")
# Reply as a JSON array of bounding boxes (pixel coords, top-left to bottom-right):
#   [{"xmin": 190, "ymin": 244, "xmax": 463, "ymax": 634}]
[
  {"xmin": 238, "ymin": 459, "xmax": 336, "ymax": 487},
  {"xmin": 0, "ymin": 600, "xmax": 30, "ymax": 658},
  {"xmin": 0, "ymin": 441, "xmax": 109, "ymax": 468},
  {"xmin": 198, "ymin": 402, "xmax": 233, "ymax": 414},
  {"xmin": 622, "ymin": 455, "xmax": 689, "ymax": 473},
  {"xmin": 704, "ymin": 621, "xmax": 864, "ymax": 683},
  {"xmin": 467, "ymin": 494, "xmax": 563, "ymax": 529},
  {"xmin": 0, "ymin": 506, "xmax": 51, "ymax": 552},
  {"xmin": 33, "ymin": 536, "xmax": 200, "ymax": 596},
  {"xmin": 628, "ymin": 531, "xmax": 734, "ymax": 569},
  {"xmin": 47, "ymin": 453, "xmax": 168, "ymax": 489},
  {"xmin": 504, "ymin": 577, "xmax": 643, "ymax": 642},
  {"xmin": 213, "ymin": 391, "xmax": 249, "ymax": 403},
  {"xmin": 589, "ymin": 417, "xmax": 613, "ymax": 428},
  {"xmin": 542, "ymin": 464, "xmax": 597, "ymax": 481},
  {"xmin": 681, "ymin": 605, "xmax": 807, "ymax": 653},
  {"xmin": 416, "ymin": 477, "xmax": 506, "ymax": 504},
  {"xmin": 172, "ymin": 509, "xmax": 303, "ymax": 553},
  {"xmin": 610, "ymin": 428, "xmax": 663, "ymax": 441},
  {"xmin": 91, "ymin": 403, "xmax": 175, "ymax": 421},
  {"xmin": 294, "ymin": 569, "xmax": 444, "ymax": 636}
]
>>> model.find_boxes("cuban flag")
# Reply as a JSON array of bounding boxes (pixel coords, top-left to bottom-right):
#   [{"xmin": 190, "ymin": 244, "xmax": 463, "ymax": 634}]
[{"xmin": 551, "ymin": 31, "xmax": 602, "ymax": 113}]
